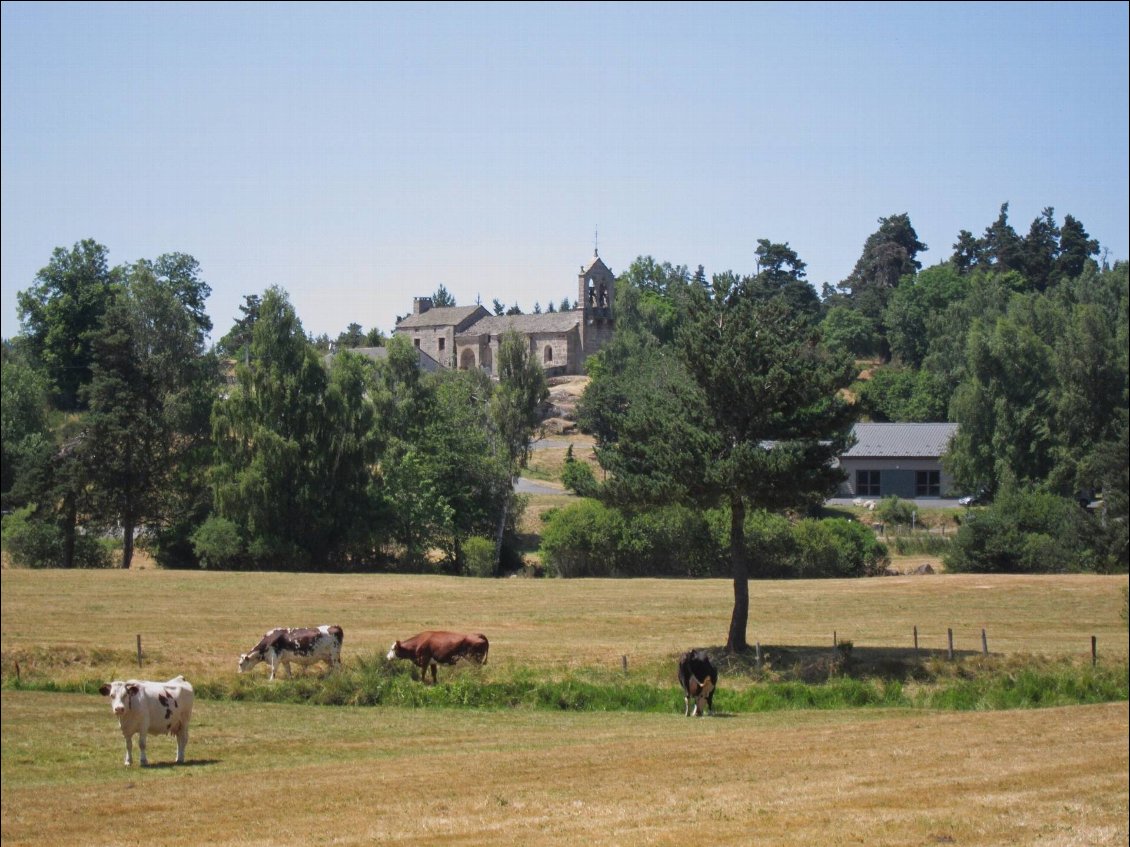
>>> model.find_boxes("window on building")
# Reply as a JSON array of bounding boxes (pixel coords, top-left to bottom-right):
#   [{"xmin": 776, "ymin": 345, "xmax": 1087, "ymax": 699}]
[
  {"xmin": 915, "ymin": 470, "xmax": 940, "ymax": 497},
  {"xmin": 856, "ymin": 470, "xmax": 880, "ymax": 496},
  {"xmin": 413, "ymin": 338, "xmax": 420, "ymax": 349},
  {"xmin": 544, "ymin": 345, "xmax": 553, "ymax": 363},
  {"xmin": 438, "ymin": 338, "xmax": 445, "ymax": 352}
]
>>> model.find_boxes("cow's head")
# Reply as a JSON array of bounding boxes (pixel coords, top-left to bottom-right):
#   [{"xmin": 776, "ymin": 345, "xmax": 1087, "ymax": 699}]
[
  {"xmin": 694, "ymin": 677, "xmax": 714, "ymax": 715},
  {"xmin": 99, "ymin": 681, "xmax": 139, "ymax": 715},
  {"xmin": 387, "ymin": 641, "xmax": 402, "ymax": 661},
  {"xmin": 237, "ymin": 651, "xmax": 262, "ymax": 674}
]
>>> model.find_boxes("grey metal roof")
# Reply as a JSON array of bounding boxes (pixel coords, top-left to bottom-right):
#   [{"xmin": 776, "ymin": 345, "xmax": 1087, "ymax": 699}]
[
  {"xmin": 395, "ymin": 304, "xmax": 488, "ymax": 329},
  {"xmin": 842, "ymin": 422, "xmax": 959, "ymax": 459}
]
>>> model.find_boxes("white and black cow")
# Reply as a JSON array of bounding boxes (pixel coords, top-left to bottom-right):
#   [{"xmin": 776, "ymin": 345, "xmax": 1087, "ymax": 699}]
[
  {"xmin": 238, "ymin": 625, "xmax": 343, "ymax": 680},
  {"xmin": 99, "ymin": 675, "xmax": 194, "ymax": 767},
  {"xmin": 677, "ymin": 649, "xmax": 718, "ymax": 717}
]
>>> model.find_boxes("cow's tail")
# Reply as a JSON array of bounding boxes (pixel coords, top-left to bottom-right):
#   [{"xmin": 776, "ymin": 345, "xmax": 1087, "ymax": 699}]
[{"xmin": 477, "ymin": 634, "xmax": 489, "ymax": 665}]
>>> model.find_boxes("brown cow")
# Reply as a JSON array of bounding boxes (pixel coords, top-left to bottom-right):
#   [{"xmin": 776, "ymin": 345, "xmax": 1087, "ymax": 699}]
[{"xmin": 387, "ymin": 631, "xmax": 489, "ymax": 684}]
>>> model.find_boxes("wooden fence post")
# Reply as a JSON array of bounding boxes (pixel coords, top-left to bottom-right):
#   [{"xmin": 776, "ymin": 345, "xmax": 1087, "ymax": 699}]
[
  {"xmin": 755, "ymin": 642, "xmax": 762, "ymax": 670},
  {"xmin": 136, "ymin": 634, "xmax": 143, "ymax": 669},
  {"xmin": 981, "ymin": 628, "xmax": 988, "ymax": 655},
  {"xmin": 1091, "ymin": 636, "xmax": 1097, "ymax": 667},
  {"xmin": 621, "ymin": 655, "xmax": 628, "ymax": 673},
  {"xmin": 913, "ymin": 625, "xmax": 919, "ymax": 658},
  {"xmin": 947, "ymin": 628, "xmax": 954, "ymax": 661}
]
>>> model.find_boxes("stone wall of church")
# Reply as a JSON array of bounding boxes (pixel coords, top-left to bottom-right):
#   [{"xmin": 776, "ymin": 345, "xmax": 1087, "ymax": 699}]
[{"xmin": 408, "ymin": 325, "xmax": 456, "ymax": 369}]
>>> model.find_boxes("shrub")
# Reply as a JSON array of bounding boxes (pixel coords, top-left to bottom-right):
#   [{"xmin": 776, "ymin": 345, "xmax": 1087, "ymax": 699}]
[
  {"xmin": 791, "ymin": 517, "xmax": 889, "ymax": 577},
  {"xmin": 891, "ymin": 535, "xmax": 953, "ymax": 556},
  {"xmin": 190, "ymin": 516, "xmax": 244, "ymax": 569},
  {"xmin": 539, "ymin": 499, "xmax": 627, "ymax": 577},
  {"xmin": 461, "ymin": 535, "xmax": 497, "ymax": 577},
  {"xmin": 1, "ymin": 507, "xmax": 111, "ymax": 568},
  {"xmin": 706, "ymin": 509, "xmax": 795, "ymax": 577},
  {"xmin": 539, "ymin": 501, "xmax": 723, "ymax": 578},
  {"xmin": 561, "ymin": 455, "xmax": 600, "ymax": 498},
  {"xmin": 944, "ymin": 487, "xmax": 1089, "ymax": 573},
  {"xmin": 875, "ymin": 496, "xmax": 916, "ymax": 528},
  {"xmin": 622, "ymin": 505, "xmax": 724, "ymax": 577}
]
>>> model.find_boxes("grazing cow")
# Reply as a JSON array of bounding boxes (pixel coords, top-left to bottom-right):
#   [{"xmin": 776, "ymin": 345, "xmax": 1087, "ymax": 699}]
[
  {"xmin": 238, "ymin": 625, "xmax": 344, "ymax": 680},
  {"xmin": 677, "ymin": 649, "xmax": 718, "ymax": 717},
  {"xmin": 99, "ymin": 675, "xmax": 194, "ymax": 767},
  {"xmin": 387, "ymin": 630, "xmax": 489, "ymax": 684}
]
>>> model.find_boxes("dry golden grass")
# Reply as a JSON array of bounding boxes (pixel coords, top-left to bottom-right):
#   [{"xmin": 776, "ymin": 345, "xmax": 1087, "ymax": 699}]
[
  {"xmin": 1, "ymin": 569, "xmax": 1126, "ymax": 686},
  {"xmin": 2, "ymin": 692, "xmax": 1126, "ymax": 847},
  {"xmin": 1, "ymin": 569, "xmax": 1127, "ymax": 846},
  {"xmin": 525, "ymin": 432, "xmax": 601, "ymax": 483}
]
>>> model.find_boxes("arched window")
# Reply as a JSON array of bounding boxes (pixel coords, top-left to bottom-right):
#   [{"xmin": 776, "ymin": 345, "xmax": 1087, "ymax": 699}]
[
  {"xmin": 459, "ymin": 349, "xmax": 476, "ymax": 370},
  {"xmin": 544, "ymin": 345, "xmax": 553, "ymax": 363}
]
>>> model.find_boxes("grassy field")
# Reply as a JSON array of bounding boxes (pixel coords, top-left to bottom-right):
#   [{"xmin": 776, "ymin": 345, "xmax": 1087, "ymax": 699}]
[{"xmin": 1, "ymin": 568, "xmax": 1127, "ymax": 846}]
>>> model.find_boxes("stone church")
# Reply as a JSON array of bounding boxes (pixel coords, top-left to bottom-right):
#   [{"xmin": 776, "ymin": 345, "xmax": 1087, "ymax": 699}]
[{"xmin": 393, "ymin": 251, "xmax": 616, "ymax": 377}]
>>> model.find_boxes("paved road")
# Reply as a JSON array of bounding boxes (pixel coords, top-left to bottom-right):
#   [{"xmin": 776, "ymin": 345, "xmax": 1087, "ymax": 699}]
[
  {"xmin": 826, "ymin": 497, "xmax": 965, "ymax": 510},
  {"xmin": 516, "ymin": 488, "xmax": 970, "ymax": 505},
  {"xmin": 514, "ymin": 477, "xmax": 567, "ymax": 495}
]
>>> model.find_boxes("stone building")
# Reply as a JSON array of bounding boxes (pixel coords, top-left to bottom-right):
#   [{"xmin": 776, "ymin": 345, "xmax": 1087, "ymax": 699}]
[{"xmin": 393, "ymin": 251, "xmax": 616, "ymax": 377}]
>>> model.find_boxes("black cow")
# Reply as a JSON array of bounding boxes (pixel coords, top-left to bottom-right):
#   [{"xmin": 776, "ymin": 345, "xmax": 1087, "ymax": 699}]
[{"xmin": 677, "ymin": 649, "xmax": 717, "ymax": 717}]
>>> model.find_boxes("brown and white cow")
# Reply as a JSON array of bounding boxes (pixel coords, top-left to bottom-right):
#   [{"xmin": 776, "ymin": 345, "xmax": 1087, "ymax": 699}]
[
  {"xmin": 99, "ymin": 675, "xmax": 194, "ymax": 767},
  {"xmin": 386, "ymin": 630, "xmax": 489, "ymax": 684},
  {"xmin": 677, "ymin": 649, "xmax": 717, "ymax": 717},
  {"xmin": 238, "ymin": 625, "xmax": 343, "ymax": 680}
]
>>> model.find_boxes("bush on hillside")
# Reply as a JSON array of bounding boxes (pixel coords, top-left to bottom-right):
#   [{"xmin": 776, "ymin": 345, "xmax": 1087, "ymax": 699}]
[
  {"xmin": 944, "ymin": 487, "xmax": 1090, "ymax": 573},
  {"xmin": 190, "ymin": 516, "xmax": 245, "ymax": 570},
  {"xmin": 875, "ymin": 496, "xmax": 916, "ymax": 529},
  {"xmin": 791, "ymin": 518, "xmax": 890, "ymax": 577},
  {"xmin": 1, "ymin": 507, "xmax": 112, "ymax": 569},
  {"xmin": 540, "ymin": 500, "xmax": 723, "ymax": 577},
  {"xmin": 461, "ymin": 535, "xmax": 497, "ymax": 577},
  {"xmin": 542, "ymin": 502, "xmax": 886, "ymax": 579},
  {"xmin": 561, "ymin": 450, "xmax": 601, "ymax": 498}
]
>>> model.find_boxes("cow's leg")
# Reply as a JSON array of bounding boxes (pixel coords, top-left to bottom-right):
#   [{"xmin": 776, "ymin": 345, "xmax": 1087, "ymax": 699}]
[
  {"xmin": 137, "ymin": 732, "xmax": 149, "ymax": 767},
  {"xmin": 176, "ymin": 725, "xmax": 189, "ymax": 764},
  {"xmin": 267, "ymin": 656, "xmax": 278, "ymax": 681},
  {"xmin": 123, "ymin": 733, "xmax": 134, "ymax": 767},
  {"xmin": 684, "ymin": 695, "xmax": 691, "ymax": 717},
  {"xmin": 428, "ymin": 661, "xmax": 438, "ymax": 685},
  {"xmin": 283, "ymin": 660, "xmax": 293, "ymax": 678}
]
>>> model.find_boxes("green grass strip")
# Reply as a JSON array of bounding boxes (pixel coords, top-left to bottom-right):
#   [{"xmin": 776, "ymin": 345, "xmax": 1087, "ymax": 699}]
[{"xmin": 5, "ymin": 660, "xmax": 1125, "ymax": 714}]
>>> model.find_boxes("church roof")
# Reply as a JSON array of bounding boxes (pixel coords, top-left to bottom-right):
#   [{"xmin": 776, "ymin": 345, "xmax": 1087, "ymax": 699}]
[
  {"xmin": 395, "ymin": 304, "xmax": 488, "ymax": 329},
  {"xmin": 458, "ymin": 310, "xmax": 582, "ymax": 338},
  {"xmin": 582, "ymin": 252, "xmax": 610, "ymax": 274}
]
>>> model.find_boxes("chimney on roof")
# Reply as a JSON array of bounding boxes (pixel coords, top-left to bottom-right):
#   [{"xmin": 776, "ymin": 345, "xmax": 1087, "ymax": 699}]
[{"xmin": 413, "ymin": 296, "xmax": 433, "ymax": 315}]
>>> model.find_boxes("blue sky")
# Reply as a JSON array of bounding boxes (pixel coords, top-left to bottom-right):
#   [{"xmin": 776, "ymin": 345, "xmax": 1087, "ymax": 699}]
[{"xmin": 3, "ymin": 1, "xmax": 1127, "ymax": 342}]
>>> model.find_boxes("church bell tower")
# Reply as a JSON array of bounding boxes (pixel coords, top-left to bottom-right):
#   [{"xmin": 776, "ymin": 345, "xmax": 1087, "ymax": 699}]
[{"xmin": 577, "ymin": 249, "xmax": 615, "ymax": 357}]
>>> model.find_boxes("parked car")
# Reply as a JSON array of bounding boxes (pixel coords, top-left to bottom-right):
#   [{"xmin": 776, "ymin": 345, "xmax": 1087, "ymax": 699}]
[{"xmin": 958, "ymin": 489, "xmax": 990, "ymax": 507}]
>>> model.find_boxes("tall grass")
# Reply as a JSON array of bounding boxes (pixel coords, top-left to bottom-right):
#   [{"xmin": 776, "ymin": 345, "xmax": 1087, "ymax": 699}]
[
  {"xmin": 7, "ymin": 651, "xmax": 1125, "ymax": 714},
  {"xmin": 890, "ymin": 534, "xmax": 954, "ymax": 556}
]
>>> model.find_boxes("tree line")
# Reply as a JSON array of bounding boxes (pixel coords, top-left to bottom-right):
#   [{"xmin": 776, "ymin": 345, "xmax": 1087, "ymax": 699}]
[
  {"xmin": 547, "ymin": 209, "xmax": 1125, "ymax": 646},
  {"xmin": 2, "ymin": 240, "xmax": 547, "ymax": 572},
  {"xmin": 2, "ymin": 204, "xmax": 1126, "ymax": 615}
]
